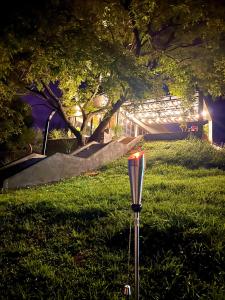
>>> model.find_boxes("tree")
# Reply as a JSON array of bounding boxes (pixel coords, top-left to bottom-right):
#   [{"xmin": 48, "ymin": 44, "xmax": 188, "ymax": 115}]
[
  {"xmin": 85, "ymin": 0, "xmax": 225, "ymax": 141},
  {"xmin": 0, "ymin": 96, "xmax": 34, "ymax": 149},
  {"xmin": 121, "ymin": 0, "xmax": 225, "ymax": 98},
  {"xmin": 0, "ymin": 0, "xmax": 155, "ymax": 146},
  {"xmin": 1, "ymin": 0, "xmax": 225, "ymax": 147}
]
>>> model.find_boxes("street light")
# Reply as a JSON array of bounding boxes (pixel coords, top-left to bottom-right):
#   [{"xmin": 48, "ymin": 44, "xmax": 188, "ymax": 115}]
[
  {"xmin": 42, "ymin": 110, "xmax": 56, "ymax": 155},
  {"xmin": 128, "ymin": 151, "xmax": 145, "ymax": 300}
]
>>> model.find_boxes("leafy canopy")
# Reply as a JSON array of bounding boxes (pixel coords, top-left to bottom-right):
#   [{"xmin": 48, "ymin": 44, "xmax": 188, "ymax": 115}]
[{"xmin": 1, "ymin": 0, "xmax": 225, "ymax": 144}]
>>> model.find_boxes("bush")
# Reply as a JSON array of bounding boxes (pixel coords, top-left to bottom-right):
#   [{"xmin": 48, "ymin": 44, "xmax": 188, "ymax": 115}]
[
  {"xmin": 0, "ymin": 127, "xmax": 36, "ymax": 165},
  {"xmin": 32, "ymin": 129, "xmax": 43, "ymax": 154},
  {"xmin": 48, "ymin": 129, "xmax": 68, "ymax": 139},
  {"xmin": 111, "ymin": 124, "xmax": 123, "ymax": 137}
]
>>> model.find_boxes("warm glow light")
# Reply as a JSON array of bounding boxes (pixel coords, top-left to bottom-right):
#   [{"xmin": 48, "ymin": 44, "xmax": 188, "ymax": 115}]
[
  {"xmin": 128, "ymin": 151, "xmax": 144, "ymax": 160},
  {"xmin": 201, "ymin": 111, "xmax": 207, "ymax": 117}
]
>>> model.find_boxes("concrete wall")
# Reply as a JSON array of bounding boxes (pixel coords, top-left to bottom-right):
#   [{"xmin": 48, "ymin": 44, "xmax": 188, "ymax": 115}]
[{"xmin": 3, "ymin": 136, "xmax": 142, "ymax": 189}]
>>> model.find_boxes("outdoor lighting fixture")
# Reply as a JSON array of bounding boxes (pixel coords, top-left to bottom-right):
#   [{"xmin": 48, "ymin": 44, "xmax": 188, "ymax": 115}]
[
  {"xmin": 42, "ymin": 110, "xmax": 56, "ymax": 155},
  {"xmin": 201, "ymin": 111, "xmax": 207, "ymax": 117},
  {"xmin": 128, "ymin": 151, "xmax": 145, "ymax": 300}
]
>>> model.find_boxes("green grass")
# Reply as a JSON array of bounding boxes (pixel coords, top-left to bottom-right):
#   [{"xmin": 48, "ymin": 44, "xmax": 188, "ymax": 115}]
[{"xmin": 1, "ymin": 139, "xmax": 225, "ymax": 299}]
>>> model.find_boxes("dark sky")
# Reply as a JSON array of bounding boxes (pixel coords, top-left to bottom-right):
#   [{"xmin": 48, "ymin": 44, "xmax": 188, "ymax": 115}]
[
  {"xmin": 22, "ymin": 94, "xmax": 67, "ymax": 133},
  {"xmin": 210, "ymin": 99, "xmax": 225, "ymax": 144}
]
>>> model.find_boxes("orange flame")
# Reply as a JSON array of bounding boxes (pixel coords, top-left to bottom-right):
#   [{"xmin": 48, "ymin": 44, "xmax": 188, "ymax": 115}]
[{"xmin": 128, "ymin": 151, "xmax": 144, "ymax": 160}]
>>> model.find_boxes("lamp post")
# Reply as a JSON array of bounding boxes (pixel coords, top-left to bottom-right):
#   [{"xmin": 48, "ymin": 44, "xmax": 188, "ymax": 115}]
[
  {"xmin": 128, "ymin": 151, "xmax": 145, "ymax": 300},
  {"xmin": 42, "ymin": 110, "xmax": 56, "ymax": 155}
]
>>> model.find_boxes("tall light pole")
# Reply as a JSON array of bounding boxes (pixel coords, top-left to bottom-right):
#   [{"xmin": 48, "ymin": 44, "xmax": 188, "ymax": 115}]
[
  {"xmin": 128, "ymin": 151, "xmax": 145, "ymax": 300},
  {"xmin": 42, "ymin": 110, "xmax": 56, "ymax": 155}
]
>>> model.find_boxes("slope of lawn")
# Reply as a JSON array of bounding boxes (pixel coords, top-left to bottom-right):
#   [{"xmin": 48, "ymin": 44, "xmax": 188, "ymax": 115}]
[{"xmin": 0, "ymin": 138, "xmax": 225, "ymax": 299}]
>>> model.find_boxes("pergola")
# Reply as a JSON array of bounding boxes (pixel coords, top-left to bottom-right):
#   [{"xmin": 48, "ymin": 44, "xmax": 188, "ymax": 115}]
[
  {"xmin": 116, "ymin": 92, "xmax": 214, "ymax": 140},
  {"xmin": 122, "ymin": 94, "xmax": 201, "ymax": 125}
]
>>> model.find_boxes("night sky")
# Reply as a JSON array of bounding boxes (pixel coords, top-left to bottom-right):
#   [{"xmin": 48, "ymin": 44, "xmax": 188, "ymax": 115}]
[
  {"xmin": 22, "ymin": 83, "xmax": 68, "ymax": 133},
  {"xmin": 210, "ymin": 99, "xmax": 225, "ymax": 144}
]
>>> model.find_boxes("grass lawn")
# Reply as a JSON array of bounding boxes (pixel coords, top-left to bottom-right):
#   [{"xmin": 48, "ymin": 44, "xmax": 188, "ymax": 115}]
[{"xmin": 1, "ymin": 139, "xmax": 225, "ymax": 299}]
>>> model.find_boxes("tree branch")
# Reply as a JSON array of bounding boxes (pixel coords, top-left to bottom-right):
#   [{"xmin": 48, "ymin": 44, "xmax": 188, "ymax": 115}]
[
  {"xmin": 40, "ymin": 80, "xmax": 60, "ymax": 102},
  {"xmin": 88, "ymin": 94, "xmax": 127, "ymax": 142},
  {"xmin": 167, "ymin": 39, "xmax": 203, "ymax": 52},
  {"xmin": 25, "ymin": 87, "xmax": 59, "ymax": 110},
  {"xmin": 147, "ymin": 18, "xmax": 181, "ymax": 38}
]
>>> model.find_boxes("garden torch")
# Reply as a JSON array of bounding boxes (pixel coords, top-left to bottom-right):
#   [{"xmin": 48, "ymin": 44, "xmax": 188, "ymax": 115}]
[{"xmin": 128, "ymin": 151, "xmax": 145, "ymax": 300}]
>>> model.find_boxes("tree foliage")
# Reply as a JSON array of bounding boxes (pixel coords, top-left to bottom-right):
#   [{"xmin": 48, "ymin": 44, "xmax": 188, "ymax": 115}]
[{"xmin": 1, "ymin": 0, "xmax": 225, "ymax": 146}]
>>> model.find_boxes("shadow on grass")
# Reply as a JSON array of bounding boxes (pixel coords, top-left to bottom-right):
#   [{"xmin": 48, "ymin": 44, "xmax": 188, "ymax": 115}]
[
  {"xmin": 1, "ymin": 202, "xmax": 225, "ymax": 299},
  {"xmin": 0, "ymin": 201, "xmax": 125, "ymax": 299},
  {"xmin": 106, "ymin": 213, "xmax": 225, "ymax": 298},
  {"xmin": 0, "ymin": 201, "xmax": 108, "ymax": 261},
  {"xmin": 3, "ymin": 201, "xmax": 108, "ymax": 226}
]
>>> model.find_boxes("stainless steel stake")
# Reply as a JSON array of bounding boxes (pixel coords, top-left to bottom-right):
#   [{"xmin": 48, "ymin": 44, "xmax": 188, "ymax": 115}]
[{"xmin": 134, "ymin": 212, "xmax": 140, "ymax": 300}]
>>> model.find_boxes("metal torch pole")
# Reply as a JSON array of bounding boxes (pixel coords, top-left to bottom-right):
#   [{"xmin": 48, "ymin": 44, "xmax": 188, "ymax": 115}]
[
  {"xmin": 134, "ymin": 211, "xmax": 140, "ymax": 300},
  {"xmin": 128, "ymin": 151, "xmax": 144, "ymax": 300}
]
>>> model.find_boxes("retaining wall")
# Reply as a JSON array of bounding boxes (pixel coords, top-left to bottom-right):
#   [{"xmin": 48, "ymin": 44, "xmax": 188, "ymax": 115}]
[{"xmin": 2, "ymin": 136, "xmax": 142, "ymax": 189}]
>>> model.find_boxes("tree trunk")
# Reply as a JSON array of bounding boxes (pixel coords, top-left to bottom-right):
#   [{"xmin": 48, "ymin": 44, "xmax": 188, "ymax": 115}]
[
  {"xmin": 50, "ymin": 103, "xmax": 84, "ymax": 147},
  {"xmin": 66, "ymin": 121, "xmax": 84, "ymax": 147},
  {"xmin": 80, "ymin": 110, "xmax": 93, "ymax": 136},
  {"xmin": 88, "ymin": 96, "xmax": 127, "ymax": 143},
  {"xmin": 54, "ymin": 101, "xmax": 85, "ymax": 147},
  {"xmin": 37, "ymin": 82, "xmax": 85, "ymax": 147}
]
